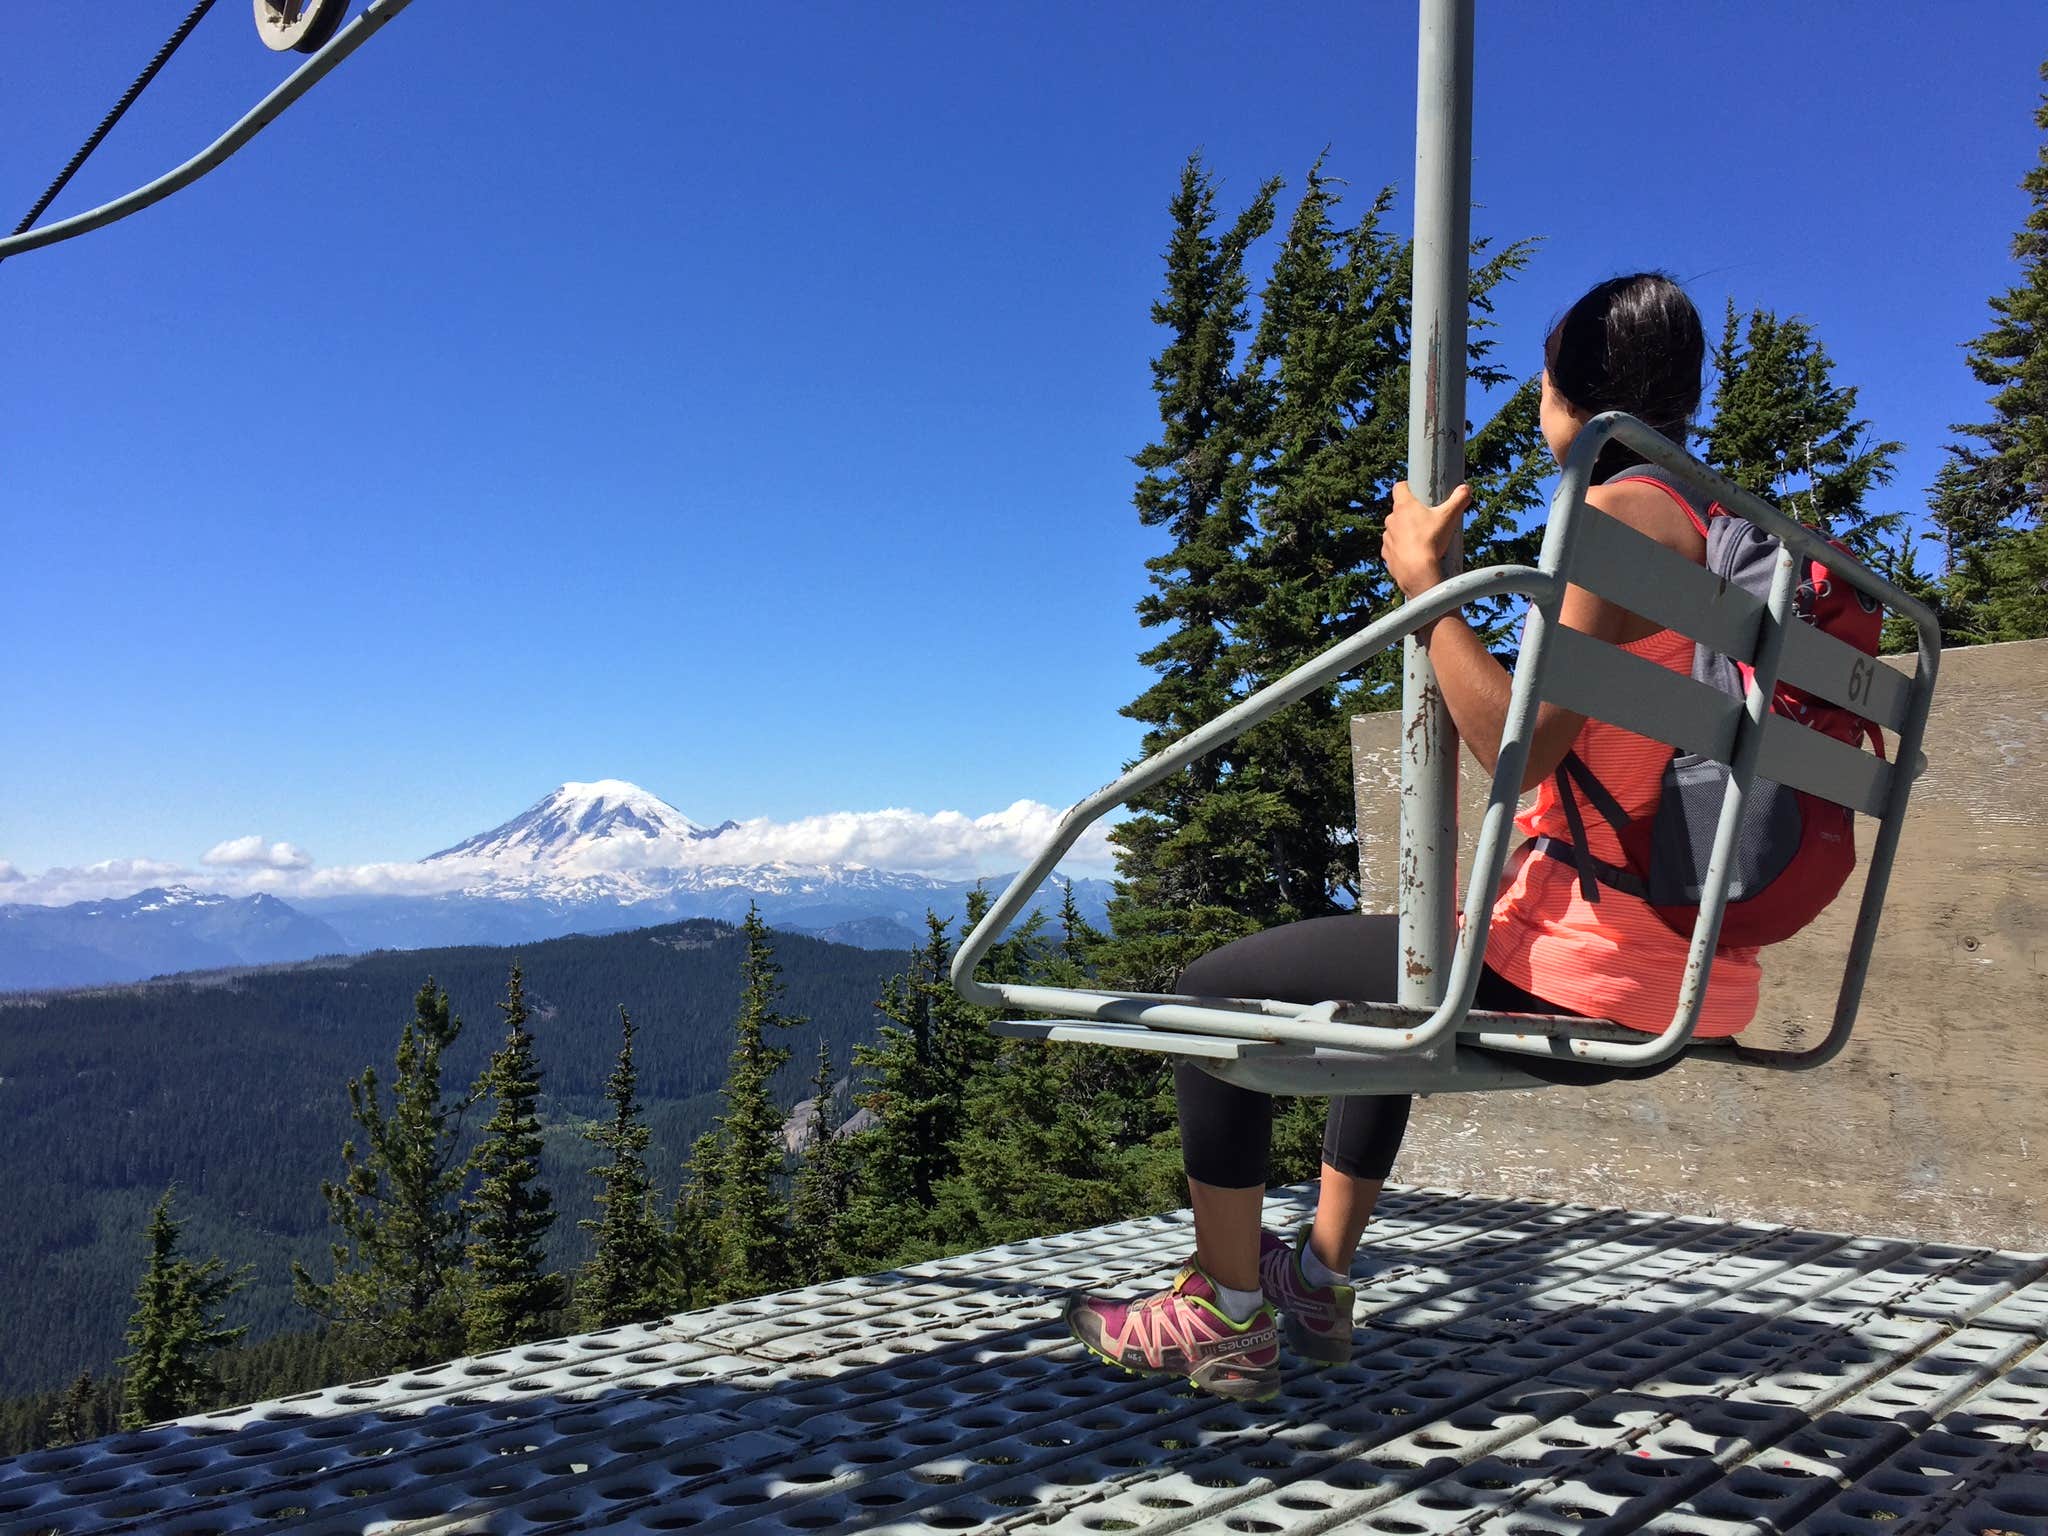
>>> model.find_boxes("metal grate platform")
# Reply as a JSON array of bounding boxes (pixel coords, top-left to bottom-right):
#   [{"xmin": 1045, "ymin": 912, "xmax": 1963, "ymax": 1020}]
[{"xmin": 4, "ymin": 1185, "xmax": 2046, "ymax": 1536}]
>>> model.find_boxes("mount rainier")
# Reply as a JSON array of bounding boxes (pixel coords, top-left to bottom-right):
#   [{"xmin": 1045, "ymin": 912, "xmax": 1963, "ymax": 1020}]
[{"xmin": 304, "ymin": 780, "xmax": 1111, "ymax": 953}]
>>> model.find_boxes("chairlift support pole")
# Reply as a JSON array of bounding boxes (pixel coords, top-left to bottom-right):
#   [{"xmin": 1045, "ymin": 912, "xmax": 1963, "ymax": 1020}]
[{"xmin": 1398, "ymin": 0, "xmax": 1476, "ymax": 1017}]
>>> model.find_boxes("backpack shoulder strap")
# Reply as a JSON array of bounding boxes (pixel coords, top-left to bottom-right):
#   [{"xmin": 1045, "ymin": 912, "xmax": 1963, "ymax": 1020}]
[
  {"xmin": 1542, "ymin": 752, "xmax": 1647, "ymax": 905},
  {"xmin": 1558, "ymin": 751, "xmax": 1632, "ymax": 838}
]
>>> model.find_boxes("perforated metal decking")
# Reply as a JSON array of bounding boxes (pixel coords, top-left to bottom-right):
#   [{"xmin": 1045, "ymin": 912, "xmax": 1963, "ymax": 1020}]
[{"xmin": 4, "ymin": 1186, "xmax": 2046, "ymax": 1536}]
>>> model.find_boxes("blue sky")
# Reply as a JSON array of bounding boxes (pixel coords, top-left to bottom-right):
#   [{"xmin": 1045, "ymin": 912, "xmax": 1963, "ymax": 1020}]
[{"xmin": 1, "ymin": 1, "xmax": 2040, "ymax": 885}]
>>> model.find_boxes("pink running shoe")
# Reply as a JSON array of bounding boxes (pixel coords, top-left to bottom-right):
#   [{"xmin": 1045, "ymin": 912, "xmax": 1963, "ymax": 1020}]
[
  {"xmin": 1065, "ymin": 1264, "xmax": 1281, "ymax": 1401},
  {"xmin": 1260, "ymin": 1226, "xmax": 1356, "ymax": 1365}
]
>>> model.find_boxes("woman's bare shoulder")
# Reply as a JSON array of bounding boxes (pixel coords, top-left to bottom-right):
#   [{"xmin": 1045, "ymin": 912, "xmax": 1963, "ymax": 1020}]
[{"xmin": 1581, "ymin": 476, "xmax": 1704, "ymax": 556}]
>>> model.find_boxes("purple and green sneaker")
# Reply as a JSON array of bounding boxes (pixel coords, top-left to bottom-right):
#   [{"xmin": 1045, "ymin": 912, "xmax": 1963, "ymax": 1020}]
[
  {"xmin": 1260, "ymin": 1225, "xmax": 1357, "ymax": 1365},
  {"xmin": 1065, "ymin": 1264, "xmax": 1282, "ymax": 1401}
]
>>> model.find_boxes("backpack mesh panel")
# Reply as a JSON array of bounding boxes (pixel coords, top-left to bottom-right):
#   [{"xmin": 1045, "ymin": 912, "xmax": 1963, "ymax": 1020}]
[{"xmin": 1648, "ymin": 755, "xmax": 1805, "ymax": 905}]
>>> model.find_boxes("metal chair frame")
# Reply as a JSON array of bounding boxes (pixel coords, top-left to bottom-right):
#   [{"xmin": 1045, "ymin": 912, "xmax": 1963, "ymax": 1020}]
[{"xmin": 950, "ymin": 413, "xmax": 1943, "ymax": 1098}]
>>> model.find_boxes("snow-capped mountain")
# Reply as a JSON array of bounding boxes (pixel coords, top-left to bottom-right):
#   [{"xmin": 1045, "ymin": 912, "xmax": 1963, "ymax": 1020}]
[
  {"xmin": 426, "ymin": 779, "xmax": 736, "ymax": 867},
  {"xmin": 0, "ymin": 886, "xmax": 352, "ymax": 992},
  {"xmin": 297, "ymin": 779, "xmax": 1109, "ymax": 955},
  {"xmin": 411, "ymin": 781, "xmax": 943, "ymax": 911}
]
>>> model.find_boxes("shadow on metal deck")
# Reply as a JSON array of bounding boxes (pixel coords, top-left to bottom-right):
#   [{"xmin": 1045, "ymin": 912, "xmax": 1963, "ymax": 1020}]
[{"xmin": 4, "ymin": 1185, "xmax": 2046, "ymax": 1536}]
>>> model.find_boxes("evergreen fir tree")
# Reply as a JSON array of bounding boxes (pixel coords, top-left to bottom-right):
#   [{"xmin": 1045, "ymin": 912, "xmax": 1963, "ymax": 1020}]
[
  {"xmin": 941, "ymin": 895, "xmax": 1180, "ymax": 1250},
  {"xmin": 45, "ymin": 1372, "xmax": 103, "ymax": 1448},
  {"xmin": 846, "ymin": 909, "xmax": 1007, "ymax": 1261},
  {"xmin": 577, "ymin": 1008, "xmax": 668, "ymax": 1330},
  {"xmin": 787, "ymin": 1041, "xmax": 853, "ymax": 1285},
  {"xmin": 1231, "ymin": 167, "xmax": 1402, "ymax": 923},
  {"xmin": 1102, "ymin": 154, "xmax": 1281, "ymax": 990},
  {"xmin": 292, "ymin": 979, "xmax": 471, "ymax": 1372},
  {"xmin": 667, "ymin": 1130, "xmax": 723, "ymax": 1312},
  {"xmin": 1701, "ymin": 301, "xmax": 1904, "ymax": 561},
  {"xmin": 117, "ymin": 1189, "xmax": 248, "ymax": 1428},
  {"xmin": 1948, "ymin": 519, "xmax": 2048, "ymax": 640},
  {"xmin": 1231, "ymin": 166, "xmax": 1546, "ymax": 926},
  {"xmin": 1102, "ymin": 157, "xmax": 1551, "ymax": 980},
  {"xmin": 1875, "ymin": 534, "xmax": 1955, "ymax": 655},
  {"xmin": 708, "ymin": 907, "xmax": 804, "ymax": 1298},
  {"xmin": 462, "ymin": 964, "xmax": 563, "ymax": 1353},
  {"xmin": 1932, "ymin": 58, "xmax": 2048, "ymax": 640},
  {"xmin": 945, "ymin": 1032, "xmax": 1138, "ymax": 1245},
  {"xmin": 1056, "ymin": 878, "xmax": 1100, "ymax": 967}
]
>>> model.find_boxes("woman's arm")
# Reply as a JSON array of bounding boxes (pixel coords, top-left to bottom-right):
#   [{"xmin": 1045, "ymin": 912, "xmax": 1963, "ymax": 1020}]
[{"xmin": 1380, "ymin": 478, "xmax": 1684, "ymax": 792}]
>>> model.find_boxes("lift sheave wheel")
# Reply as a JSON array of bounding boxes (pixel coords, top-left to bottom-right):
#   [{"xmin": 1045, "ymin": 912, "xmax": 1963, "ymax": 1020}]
[{"xmin": 254, "ymin": 0, "xmax": 348, "ymax": 54}]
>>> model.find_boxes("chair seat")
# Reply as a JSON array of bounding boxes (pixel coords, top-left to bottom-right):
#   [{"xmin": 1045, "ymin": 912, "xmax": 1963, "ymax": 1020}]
[
  {"xmin": 989, "ymin": 1018, "xmax": 1297, "ymax": 1061},
  {"xmin": 991, "ymin": 1017, "xmax": 1570, "ymax": 1097}
]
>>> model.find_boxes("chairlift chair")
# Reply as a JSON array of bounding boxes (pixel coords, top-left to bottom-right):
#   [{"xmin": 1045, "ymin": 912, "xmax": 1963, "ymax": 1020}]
[{"xmin": 950, "ymin": 412, "xmax": 1941, "ymax": 1100}]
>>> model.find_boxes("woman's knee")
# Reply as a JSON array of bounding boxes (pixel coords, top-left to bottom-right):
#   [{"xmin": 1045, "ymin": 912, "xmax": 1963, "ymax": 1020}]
[
  {"xmin": 1175, "ymin": 934, "xmax": 1256, "ymax": 996},
  {"xmin": 1175, "ymin": 949, "xmax": 1227, "ymax": 996}
]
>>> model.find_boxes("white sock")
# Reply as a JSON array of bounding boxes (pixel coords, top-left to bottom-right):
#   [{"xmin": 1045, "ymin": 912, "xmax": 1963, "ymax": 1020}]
[
  {"xmin": 1299, "ymin": 1237, "xmax": 1348, "ymax": 1288},
  {"xmin": 1212, "ymin": 1281, "xmax": 1265, "ymax": 1322}
]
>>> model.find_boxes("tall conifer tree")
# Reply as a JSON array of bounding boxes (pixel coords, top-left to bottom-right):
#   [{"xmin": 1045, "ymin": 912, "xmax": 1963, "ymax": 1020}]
[
  {"xmin": 849, "ymin": 915, "xmax": 996, "ymax": 1238},
  {"xmin": 1104, "ymin": 155, "xmax": 1282, "ymax": 989},
  {"xmin": 914, "ymin": 894, "xmax": 1176, "ymax": 1251},
  {"xmin": 1701, "ymin": 302, "xmax": 1904, "ymax": 561},
  {"xmin": 45, "ymin": 1372, "xmax": 106, "ymax": 1448},
  {"xmin": 787, "ymin": 1041, "xmax": 853, "ymax": 1285},
  {"xmin": 1933, "ymin": 58, "xmax": 2048, "ymax": 641},
  {"xmin": 293, "ymin": 979, "xmax": 471, "ymax": 1370},
  {"xmin": 1056, "ymin": 878, "xmax": 1100, "ymax": 968},
  {"xmin": 578, "ymin": 1008, "xmax": 667, "ymax": 1330},
  {"xmin": 1233, "ymin": 166, "xmax": 1546, "ymax": 925},
  {"xmin": 118, "ymin": 1189, "xmax": 247, "ymax": 1428},
  {"xmin": 708, "ymin": 907, "xmax": 803, "ymax": 1297},
  {"xmin": 667, "ymin": 1131, "xmax": 723, "ymax": 1311},
  {"xmin": 462, "ymin": 964, "xmax": 562, "ymax": 1352}
]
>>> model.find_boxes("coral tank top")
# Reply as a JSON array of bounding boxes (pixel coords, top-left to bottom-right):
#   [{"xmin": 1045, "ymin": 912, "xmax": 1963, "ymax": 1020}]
[{"xmin": 1482, "ymin": 625, "xmax": 1761, "ymax": 1037}]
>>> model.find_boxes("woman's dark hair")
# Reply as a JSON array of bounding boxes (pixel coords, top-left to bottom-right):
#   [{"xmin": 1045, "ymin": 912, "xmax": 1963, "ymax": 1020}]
[{"xmin": 1543, "ymin": 272, "xmax": 1704, "ymax": 479}]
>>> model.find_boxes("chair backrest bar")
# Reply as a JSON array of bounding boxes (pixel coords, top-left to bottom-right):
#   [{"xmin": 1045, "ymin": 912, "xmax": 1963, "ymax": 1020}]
[
  {"xmin": 1564, "ymin": 509, "xmax": 1764, "ymax": 663},
  {"xmin": 1754, "ymin": 717, "xmax": 1890, "ymax": 818},
  {"xmin": 1538, "ymin": 625, "xmax": 1742, "ymax": 761},
  {"xmin": 1779, "ymin": 618, "xmax": 1913, "ymax": 732}
]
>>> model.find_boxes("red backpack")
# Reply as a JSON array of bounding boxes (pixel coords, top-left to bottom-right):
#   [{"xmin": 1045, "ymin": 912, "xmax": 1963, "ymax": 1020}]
[{"xmin": 1540, "ymin": 466, "xmax": 1887, "ymax": 948}]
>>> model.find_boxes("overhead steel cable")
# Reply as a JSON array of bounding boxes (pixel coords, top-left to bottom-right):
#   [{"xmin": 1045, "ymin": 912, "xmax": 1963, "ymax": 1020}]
[
  {"xmin": 0, "ymin": 0, "xmax": 414, "ymax": 266},
  {"xmin": 7, "ymin": 0, "xmax": 219, "ymax": 246}
]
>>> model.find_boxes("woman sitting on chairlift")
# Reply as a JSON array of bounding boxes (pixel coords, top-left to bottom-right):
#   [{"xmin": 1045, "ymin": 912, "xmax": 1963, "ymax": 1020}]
[{"xmin": 1066, "ymin": 272, "xmax": 1753, "ymax": 1401}]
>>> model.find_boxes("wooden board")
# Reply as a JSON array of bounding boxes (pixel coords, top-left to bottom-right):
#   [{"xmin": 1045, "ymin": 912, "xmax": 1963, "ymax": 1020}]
[{"xmin": 1351, "ymin": 637, "xmax": 2048, "ymax": 1249}]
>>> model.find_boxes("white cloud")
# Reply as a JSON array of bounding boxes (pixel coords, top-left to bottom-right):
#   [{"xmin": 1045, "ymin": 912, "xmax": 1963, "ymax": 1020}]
[
  {"xmin": 0, "ymin": 861, "xmax": 22, "ymax": 884},
  {"xmin": 284, "ymin": 860, "xmax": 480, "ymax": 898},
  {"xmin": 202, "ymin": 835, "xmax": 313, "ymax": 870},
  {"xmin": 4, "ymin": 858, "xmax": 191, "ymax": 906},
  {"xmin": 657, "ymin": 800, "xmax": 1115, "ymax": 879}
]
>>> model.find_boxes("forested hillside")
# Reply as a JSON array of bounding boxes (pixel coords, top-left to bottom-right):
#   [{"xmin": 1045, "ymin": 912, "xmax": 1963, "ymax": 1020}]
[{"xmin": 0, "ymin": 919, "xmax": 903, "ymax": 1398}]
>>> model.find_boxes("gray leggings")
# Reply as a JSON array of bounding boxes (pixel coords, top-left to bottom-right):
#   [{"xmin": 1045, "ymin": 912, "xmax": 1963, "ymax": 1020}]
[{"xmin": 1173, "ymin": 913, "xmax": 1676, "ymax": 1189}]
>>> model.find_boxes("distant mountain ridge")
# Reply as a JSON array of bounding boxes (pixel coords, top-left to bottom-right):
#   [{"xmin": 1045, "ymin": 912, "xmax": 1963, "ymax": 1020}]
[
  {"xmin": 0, "ymin": 886, "xmax": 349, "ymax": 992},
  {"xmin": 1, "ymin": 781, "xmax": 1111, "ymax": 989}
]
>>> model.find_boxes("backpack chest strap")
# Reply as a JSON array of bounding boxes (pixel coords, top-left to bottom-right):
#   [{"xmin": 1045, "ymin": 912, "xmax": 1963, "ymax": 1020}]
[{"xmin": 1530, "ymin": 835, "xmax": 1651, "ymax": 902}]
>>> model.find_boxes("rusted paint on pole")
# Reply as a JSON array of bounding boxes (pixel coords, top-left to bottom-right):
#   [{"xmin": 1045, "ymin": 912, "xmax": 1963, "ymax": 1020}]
[{"xmin": 1397, "ymin": 0, "xmax": 1474, "ymax": 1009}]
